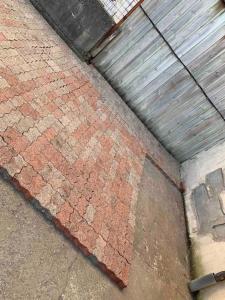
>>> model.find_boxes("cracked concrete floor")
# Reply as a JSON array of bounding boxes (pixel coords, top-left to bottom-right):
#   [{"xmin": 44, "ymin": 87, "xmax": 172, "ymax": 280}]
[{"xmin": 0, "ymin": 158, "xmax": 191, "ymax": 300}]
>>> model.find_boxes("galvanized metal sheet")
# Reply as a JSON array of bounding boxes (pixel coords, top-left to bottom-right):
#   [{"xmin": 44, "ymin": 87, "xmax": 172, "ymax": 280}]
[{"xmin": 93, "ymin": 0, "xmax": 225, "ymax": 162}]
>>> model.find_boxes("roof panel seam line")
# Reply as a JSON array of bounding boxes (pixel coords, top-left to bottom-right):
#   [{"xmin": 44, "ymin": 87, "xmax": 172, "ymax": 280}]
[{"xmin": 140, "ymin": 5, "xmax": 225, "ymax": 123}]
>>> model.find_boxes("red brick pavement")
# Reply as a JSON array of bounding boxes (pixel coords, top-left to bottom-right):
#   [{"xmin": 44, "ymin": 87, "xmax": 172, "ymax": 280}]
[{"xmin": 0, "ymin": 0, "xmax": 146, "ymax": 287}]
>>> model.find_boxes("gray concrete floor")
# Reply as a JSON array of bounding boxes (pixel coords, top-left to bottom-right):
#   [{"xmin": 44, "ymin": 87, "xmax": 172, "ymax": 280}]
[{"xmin": 0, "ymin": 158, "xmax": 191, "ymax": 300}]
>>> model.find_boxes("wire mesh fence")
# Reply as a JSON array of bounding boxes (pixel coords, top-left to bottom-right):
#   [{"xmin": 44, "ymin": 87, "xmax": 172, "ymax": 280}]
[{"xmin": 99, "ymin": 0, "xmax": 140, "ymax": 23}]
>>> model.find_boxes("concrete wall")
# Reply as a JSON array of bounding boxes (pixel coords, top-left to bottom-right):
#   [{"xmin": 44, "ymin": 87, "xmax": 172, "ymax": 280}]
[
  {"xmin": 182, "ymin": 141, "xmax": 225, "ymax": 299},
  {"xmin": 30, "ymin": 0, "xmax": 114, "ymax": 60}
]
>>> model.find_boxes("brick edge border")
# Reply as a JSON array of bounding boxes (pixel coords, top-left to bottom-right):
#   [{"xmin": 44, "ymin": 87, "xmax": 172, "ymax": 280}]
[{"xmin": 0, "ymin": 166, "xmax": 127, "ymax": 289}]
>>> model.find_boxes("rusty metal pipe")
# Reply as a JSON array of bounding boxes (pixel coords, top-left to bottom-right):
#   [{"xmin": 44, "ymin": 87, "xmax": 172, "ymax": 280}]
[{"xmin": 189, "ymin": 271, "xmax": 225, "ymax": 293}]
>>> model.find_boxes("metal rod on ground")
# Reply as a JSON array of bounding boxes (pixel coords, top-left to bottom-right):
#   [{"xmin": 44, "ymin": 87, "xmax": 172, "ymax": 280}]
[{"xmin": 189, "ymin": 271, "xmax": 225, "ymax": 293}]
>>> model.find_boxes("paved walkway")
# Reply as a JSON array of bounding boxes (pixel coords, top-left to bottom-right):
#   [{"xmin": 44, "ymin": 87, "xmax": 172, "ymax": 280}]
[
  {"xmin": 0, "ymin": 0, "xmax": 147, "ymax": 287},
  {"xmin": 0, "ymin": 158, "xmax": 191, "ymax": 300}
]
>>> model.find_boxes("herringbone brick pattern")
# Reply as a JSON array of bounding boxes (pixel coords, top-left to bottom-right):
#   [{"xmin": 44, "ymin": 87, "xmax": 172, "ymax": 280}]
[{"xmin": 0, "ymin": 0, "xmax": 146, "ymax": 287}]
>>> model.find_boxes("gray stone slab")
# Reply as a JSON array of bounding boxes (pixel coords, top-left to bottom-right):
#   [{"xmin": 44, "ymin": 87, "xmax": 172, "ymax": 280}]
[
  {"xmin": 206, "ymin": 169, "xmax": 225, "ymax": 224},
  {"xmin": 192, "ymin": 168, "xmax": 225, "ymax": 240},
  {"xmin": 192, "ymin": 184, "xmax": 211, "ymax": 234},
  {"xmin": 206, "ymin": 168, "xmax": 225, "ymax": 193}
]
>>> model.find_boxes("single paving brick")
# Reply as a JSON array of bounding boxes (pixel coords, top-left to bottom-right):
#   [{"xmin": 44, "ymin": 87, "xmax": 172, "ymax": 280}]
[
  {"xmin": 0, "ymin": 77, "xmax": 10, "ymax": 89},
  {"xmin": 2, "ymin": 127, "xmax": 30, "ymax": 153},
  {"xmin": 24, "ymin": 127, "xmax": 41, "ymax": 143},
  {"xmin": 5, "ymin": 154, "xmax": 27, "ymax": 177},
  {"xmin": 19, "ymin": 103, "xmax": 40, "ymax": 120},
  {"xmin": 0, "ymin": 32, "xmax": 6, "ymax": 42}
]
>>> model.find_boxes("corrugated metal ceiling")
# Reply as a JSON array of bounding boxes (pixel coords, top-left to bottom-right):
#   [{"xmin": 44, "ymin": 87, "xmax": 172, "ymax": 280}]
[{"xmin": 92, "ymin": 0, "xmax": 225, "ymax": 162}]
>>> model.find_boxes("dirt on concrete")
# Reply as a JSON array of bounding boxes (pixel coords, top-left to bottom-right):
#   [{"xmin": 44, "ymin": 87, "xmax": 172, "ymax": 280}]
[{"xmin": 0, "ymin": 158, "xmax": 191, "ymax": 300}]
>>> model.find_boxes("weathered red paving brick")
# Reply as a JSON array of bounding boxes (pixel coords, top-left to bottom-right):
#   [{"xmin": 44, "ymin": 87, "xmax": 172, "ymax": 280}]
[
  {"xmin": 0, "ymin": 0, "xmax": 147, "ymax": 288},
  {"xmin": 0, "ymin": 32, "xmax": 6, "ymax": 42}
]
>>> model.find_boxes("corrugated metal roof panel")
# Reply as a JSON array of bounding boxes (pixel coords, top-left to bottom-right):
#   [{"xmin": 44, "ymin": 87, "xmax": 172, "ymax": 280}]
[{"xmin": 93, "ymin": 0, "xmax": 225, "ymax": 162}]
